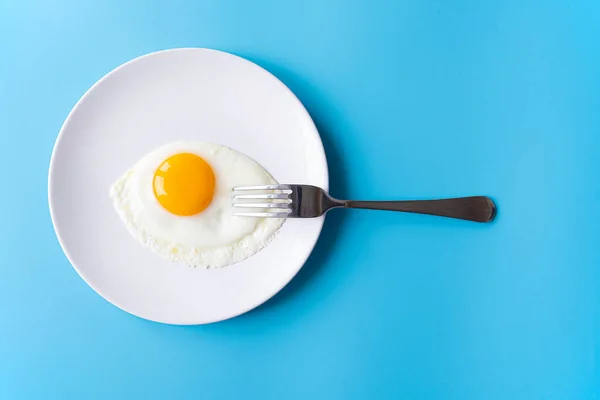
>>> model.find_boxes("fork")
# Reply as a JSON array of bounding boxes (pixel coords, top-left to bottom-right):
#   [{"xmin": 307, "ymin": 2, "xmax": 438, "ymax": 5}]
[{"xmin": 232, "ymin": 184, "xmax": 496, "ymax": 222}]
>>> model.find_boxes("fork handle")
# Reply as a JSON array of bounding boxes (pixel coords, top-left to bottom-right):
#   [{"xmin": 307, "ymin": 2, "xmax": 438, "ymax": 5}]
[{"xmin": 344, "ymin": 196, "xmax": 496, "ymax": 223}]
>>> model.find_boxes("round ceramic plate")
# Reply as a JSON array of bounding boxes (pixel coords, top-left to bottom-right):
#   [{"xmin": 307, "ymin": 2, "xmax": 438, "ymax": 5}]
[{"xmin": 49, "ymin": 48, "xmax": 328, "ymax": 325}]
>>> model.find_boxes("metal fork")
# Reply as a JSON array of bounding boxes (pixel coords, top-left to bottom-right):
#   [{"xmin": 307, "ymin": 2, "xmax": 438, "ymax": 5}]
[{"xmin": 232, "ymin": 184, "xmax": 496, "ymax": 222}]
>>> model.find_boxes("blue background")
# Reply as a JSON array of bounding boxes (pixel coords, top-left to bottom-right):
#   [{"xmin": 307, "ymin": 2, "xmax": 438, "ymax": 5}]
[{"xmin": 0, "ymin": 0, "xmax": 598, "ymax": 398}]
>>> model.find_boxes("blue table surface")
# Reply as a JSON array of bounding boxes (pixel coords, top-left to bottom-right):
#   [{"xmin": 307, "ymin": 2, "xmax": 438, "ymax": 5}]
[{"xmin": 1, "ymin": 1, "xmax": 599, "ymax": 399}]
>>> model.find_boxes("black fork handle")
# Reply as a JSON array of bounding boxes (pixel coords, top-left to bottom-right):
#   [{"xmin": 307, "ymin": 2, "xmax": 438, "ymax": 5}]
[{"xmin": 344, "ymin": 196, "xmax": 496, "ymax": 223}]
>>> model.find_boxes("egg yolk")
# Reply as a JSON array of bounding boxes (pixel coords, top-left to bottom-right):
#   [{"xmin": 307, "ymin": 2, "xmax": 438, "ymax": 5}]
[{"xmin": 153, "ymin": 153, "xmax": 215, "ymax": 216}]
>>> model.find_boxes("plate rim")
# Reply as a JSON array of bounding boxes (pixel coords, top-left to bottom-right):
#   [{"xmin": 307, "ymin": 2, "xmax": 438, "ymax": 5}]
[{"xmin": 48, "ymin": 48, "xmax": 329, "ymax": 324}]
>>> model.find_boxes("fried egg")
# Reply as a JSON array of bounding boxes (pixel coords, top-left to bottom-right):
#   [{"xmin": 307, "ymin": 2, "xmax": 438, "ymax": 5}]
[{"xmin": 109, "ymin": 141, "xmax": 285, "ymax": 268}]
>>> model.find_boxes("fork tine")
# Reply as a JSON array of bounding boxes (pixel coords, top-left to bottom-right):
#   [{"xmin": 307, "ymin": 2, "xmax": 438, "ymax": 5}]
[
  {"xmin": 233, "ymin": 211, "xmax": 291, "ymax": 218},
  {"xmin": 232, "ymin": 202, "xmax": 290, "ymax": 208},
  {"xmin": 233, "ymin": 184, "xmax": 291, "ymax": 192},
  {"xmin": 233, "ymin": 193, "xmax": 290, "ymax": 200}
]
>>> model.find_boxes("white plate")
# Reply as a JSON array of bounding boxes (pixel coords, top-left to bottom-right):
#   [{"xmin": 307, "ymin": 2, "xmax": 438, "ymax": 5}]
[{"xmin": 49, "ymin": 48, "xmax": 328, "ymax": 325}]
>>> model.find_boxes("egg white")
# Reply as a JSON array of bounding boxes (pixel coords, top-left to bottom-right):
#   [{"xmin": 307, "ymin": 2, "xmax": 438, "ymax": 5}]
[{"xmin": 110, "ymin": 141, "xmax": 285, "ymax": 268}]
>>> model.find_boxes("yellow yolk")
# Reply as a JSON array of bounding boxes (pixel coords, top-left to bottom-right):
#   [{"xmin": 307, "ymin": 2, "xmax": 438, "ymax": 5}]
[{"xmin": 153, "ymin": 153, "xmax": 215, "ymax": 216}]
